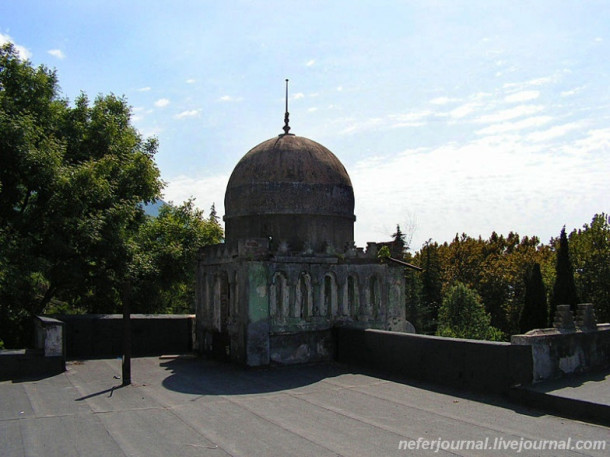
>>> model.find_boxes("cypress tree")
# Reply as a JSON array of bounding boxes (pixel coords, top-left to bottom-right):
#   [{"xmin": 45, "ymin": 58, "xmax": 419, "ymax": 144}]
[
  {"xmin": 520, "ymin": 263, "xmax": 548, "ymax": 332},
  {"xmin": 550, "ymin": 226, "xmax": 579, "ymax": 313}
]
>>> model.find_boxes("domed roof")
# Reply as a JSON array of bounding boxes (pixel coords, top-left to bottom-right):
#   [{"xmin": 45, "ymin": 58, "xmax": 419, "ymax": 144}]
[{"xmin": 224, "ymin": 134, "xmax": 355, "ymax": 219}]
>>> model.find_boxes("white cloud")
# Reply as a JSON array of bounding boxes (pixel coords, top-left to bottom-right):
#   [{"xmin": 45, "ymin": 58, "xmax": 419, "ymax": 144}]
[
  {"xmin": 475, "ymin": 115, "xmax": 552, "ymax": 136},
  {"xmin": 174, "ymin": 109, "xmax": 201, "ymax": 119},
  {"xmin": 475, "ymin": 105, "xmax": 544, "ymax": 124},
  {"xmin": 449, "ymin": 102, "xmax": 479, "ymax": 119},
  {"xmin": 137, "ymin": 86, "xmax": 152, "ymax": 92},
  {"xmin": 560, "ymin": 86, "xmax": 585, "ymax": 97},
  {"xmin": 154, "ymin": 98, "xmax": 170, "ymax": 107},
  {"xmin": 186, "ymin": 78, "xmax": 196, "ymax": 84},
  {"xmin": 503, "ymin": 77, "xmax": 553, "ymax": 90},
  {"xmin": 308, "ymin": 107, "xmax": 318, "ymax": 112},
  {"xmin": 163, "ymin": 173, "xmax": 229, "ymax": 217},
  {"xmin": 47, "ymin": 49, "xmax": 65, "ymax": 59},
  {"xmin": 527, "ymin": 122, "xmax": 582, "ymax": 142},
  {"xmin": 293, "ymin": 92, "xmax": 305, "ymax": 100},
  {"xmin": 350, "ymin": 127, "xmax": 610, "ymax": 249},
  {"xmin": 306, "ymin": 59, "xmax": 315, "ymax": 66},
  {"xmin": 337, "ymin": 86, "xmax": 343, "ymax": 92},
  {"xmin": 504, "ymin": 90, "xmax": 540, "ymax": 103},
  {"xmin": 0, "ymin": 32, "xmax": 32, "ymax": 59},
  {"xmin": 387, "ymin": 111, "xmax": 431, "ymax": 128},
  {"xmin": 218, "ymin": 95, "xmax": 243, "ymax": 102},
  {"xmin": 339, "ymin": 117, "xmax": 383, "ymax": 135},
  {"xmin": 430, "ymin": 96, "xmax": 460, "ymax": 105}
]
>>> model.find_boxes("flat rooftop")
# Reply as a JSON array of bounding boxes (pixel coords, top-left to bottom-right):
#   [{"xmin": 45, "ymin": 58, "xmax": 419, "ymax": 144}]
[{"xmin": 1, "ymin": 357, "xmax": 607, "ymax": 456}]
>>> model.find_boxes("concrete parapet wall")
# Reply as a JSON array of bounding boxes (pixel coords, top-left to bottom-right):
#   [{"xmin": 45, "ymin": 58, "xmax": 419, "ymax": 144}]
[
  {"xmin": 0, "ymin": 349, "xmax": 65, "ymax": 381},
  {"xmin": 54, "ymin": 314, "xmax": 195, "ymax": 359},
  {"xmin": 511, "ymin": 324, "xmax": 610, "ymax": 382},
  {"xmin": 335, "ymin": 328, "xmax": 532, "ymax": 394}
]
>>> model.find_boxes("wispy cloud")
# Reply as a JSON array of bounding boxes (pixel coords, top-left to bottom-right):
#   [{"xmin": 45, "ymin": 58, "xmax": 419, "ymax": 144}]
[
  {"xmin": 503, "ymin": 76, "xmax": 554, "ymax": 90},
  {"xmin": 504, "ymin": 90, "xmax": 540, "ymax": 103},
  {"xmin": 475, "ymin": 105, "xmax": 544, "ymax": 124},
  {"xmin": 430, "ymin": 96, "xmax": 460, "ymax": 105},
  {"xmin": 218, "ymin": 95, "xmax": 243, "ymax": 102},
  {"xmin": 154, "ymin": 98, "xmax": 170, "ymax": 107},
  {"xmin": 293, "ymin": 92, "xmax": 305, "ymax": 100},
  {"xmin": 47, "ymin": 49, "xmax": 65, "ymax": 59},
  {"xmin": 186, "ymin": 78, "xmax": 196, "ymax": 84},
  {"xmin": 163, "ymin": 173, "xmax": 229, "ymax": 214},
  {"xmin": 475, "ymin": 115, "xmax": 552, "ymax": 136},
  {"xmin": 561, "ymin": 86, "xmax": 585, "ymax": 97},
  {"xmin": 175, "ymin": 109, "xmax": 201, "ymax": 119},
  {"xmin": 0, "ymin": 32, "xmax": 31, "ymax": 59},
  {"xmin": 527, "ymin": 122, "xmax": 582, "ymax": 142},
  {"xmin": 137, "ymin": 86, "xmax": 152, "ymax": 92},
  {"xmin": 449, "ymin": 102, "xmax": 479, "ymax": 119},
  {"xmin": 388, "ymin": 111, "xmax": 432, "ymax": 128},
  {"xmin": 351, "ymin": 126, "xmax": 610, "ymax": 248},
  {"xmin": 306, "ymin": 59, "xmax": 315, "ymax": 67}
]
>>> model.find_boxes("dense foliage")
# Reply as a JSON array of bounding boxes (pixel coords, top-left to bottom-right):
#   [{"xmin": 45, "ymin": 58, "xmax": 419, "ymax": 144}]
[
  {"xmin": 405, "ymin": 214, "xmax": 609, "ymax": 340},
  {"xmin": 437, "ymin": 282, "xmax": 503, "ymax": 341},
  {"xmin": 519, "ymin": 263, "xmax": 548, "ymax": 333},
  {"xmin": 0, "ymin": 44, "xmax": 222, "ymax": 347},
  {"xmin": 550, "ymin": 227, "xmax": 579, "ymax": 312}
]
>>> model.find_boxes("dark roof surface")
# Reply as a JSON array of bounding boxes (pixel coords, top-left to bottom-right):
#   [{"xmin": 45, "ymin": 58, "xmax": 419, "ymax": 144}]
[{"xmin": 1, "ymin": 357, "xmax": 608, "ymax": 457}]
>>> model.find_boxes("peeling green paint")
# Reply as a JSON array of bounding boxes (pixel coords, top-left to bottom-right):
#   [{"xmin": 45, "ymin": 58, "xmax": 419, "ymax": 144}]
[{"xmin": 248, "ymin": 262, "xmax": 269, "ymax": 323}]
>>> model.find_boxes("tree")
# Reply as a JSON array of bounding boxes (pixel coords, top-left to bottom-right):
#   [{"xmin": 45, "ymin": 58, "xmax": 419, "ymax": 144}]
[
  {"xmin": 437, "ymin": 282, "xmax": 503, "ymax": 341},
  {"xmin": 0, "ymin": 43, "xmax": 162, "ymax": 345},
  {"xmin": 133, "ymin": 199, "xmax": 223, "ymax": 313},
  {"xmin": 519, "ymin": 263, "xmax": 548, "ymax": 332},
  {"xmin": 391, "ymin": 224, "xmax": 406, "ymax": 258},
  {"xmin": 415, "ymin": 240, "xmax": 443, "ymax": 334},
  {"xmin": 550, "ymin": 226, "xmax": 579, "ymax": 314},
  {"xmin": 209, "ymin": 202, "xmax": 220, "ymax": 224},
  {"xmin": 569, "ymin": 214, "xmax": 610, "ymax": 322}
]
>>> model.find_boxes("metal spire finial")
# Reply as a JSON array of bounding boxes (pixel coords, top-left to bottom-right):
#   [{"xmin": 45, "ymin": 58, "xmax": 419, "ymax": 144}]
[{"xmin": 282, "ymin": 78, "xmax": 291, "ymax": 135}]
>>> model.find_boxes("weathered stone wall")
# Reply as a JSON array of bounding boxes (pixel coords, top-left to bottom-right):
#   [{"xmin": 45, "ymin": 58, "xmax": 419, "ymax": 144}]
[
  {"xmin": 511, "ymin": 325, "xmax": 610, "ymax": 382},
  {"xmin": 196, "ymin": 243, "xmax": 410, "ymax": 366},
  {"xmin": 335, "ymin": 327, "xmax": 533, "ymax": 394}
]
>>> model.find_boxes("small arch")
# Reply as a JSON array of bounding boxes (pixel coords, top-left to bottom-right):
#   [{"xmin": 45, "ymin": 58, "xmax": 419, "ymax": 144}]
[
  {"xmin": 369, "ymin": 275, "xmax": 380, "ymax": 319},
  {"xmin": 323, "ymin": 272, "xmax": 338, "ymax": 317},
  {"xmin": 270, "ymin": 271, "xmax": 289, "ymax": 319},
  {"xmin": 230, "ymin": 271, "xmax": 239, "ymax": 318},
  {"xmin": 213, "ymin": 271, "xmax": 230, "ymax": 331},
  {"xmin": 295, "ymin": 272, "xmax": 313, "ymax": 318},
  {"xmin": 346, "ymin": 274, "xmax": 359, "ymax": 317}
]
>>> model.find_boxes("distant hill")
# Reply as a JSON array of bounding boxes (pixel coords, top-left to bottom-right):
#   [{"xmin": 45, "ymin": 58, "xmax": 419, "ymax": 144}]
[{"xmin": 141, "ymin": 199, "xmax": 168, "ymax": 217}]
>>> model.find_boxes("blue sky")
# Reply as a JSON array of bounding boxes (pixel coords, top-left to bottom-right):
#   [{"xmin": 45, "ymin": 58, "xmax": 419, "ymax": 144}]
[{"xmin": 2, "ymin": 0, "xmax": 609, "ymax": 249}]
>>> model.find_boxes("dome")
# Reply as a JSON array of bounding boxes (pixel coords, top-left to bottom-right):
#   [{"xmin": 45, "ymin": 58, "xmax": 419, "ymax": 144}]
[{"xmin": 224, "ymin": 134, "xmax": 355, "ymax": 251}]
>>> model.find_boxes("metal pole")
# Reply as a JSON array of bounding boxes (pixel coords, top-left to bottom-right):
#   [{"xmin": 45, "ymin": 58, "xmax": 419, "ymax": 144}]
[{"xmin": 122, "ymin": 282, "xmax": 132, "ymax": 386}]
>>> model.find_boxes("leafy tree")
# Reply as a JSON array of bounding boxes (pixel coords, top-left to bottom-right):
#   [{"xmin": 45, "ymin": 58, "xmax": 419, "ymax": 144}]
[
  {"xmin": 0, "ymin": 43, "xmax": 161, "ymax": 345},
  {"xmin": 414, "ymin": 240, "xmax": 443, "ymax": 333},
  {"xmin": 519, "ymin": 263, "xmax": 548, "ymax": 332},
  {"xmin": 437, "ymin": 282, "xmax": 503, "ymax": 341},
  {"xmin": 550, "ymin": 226, "xmax": 579, "ymax": 314},
  {"xmin": 133, "ymin": 199, "xmax": 223, "ymax": 313},
  {"xmin": 569, "ymin": 214, "xmax": 610, "ymax": 322}
]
